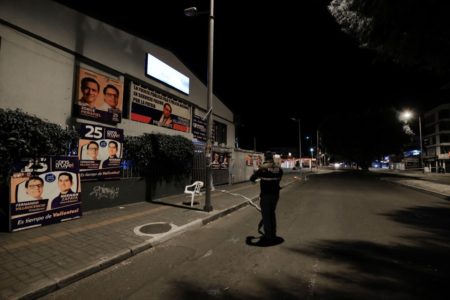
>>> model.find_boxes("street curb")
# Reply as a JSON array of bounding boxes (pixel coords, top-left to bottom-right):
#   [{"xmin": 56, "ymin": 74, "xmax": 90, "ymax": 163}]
[
  {"xmin": 15, "ymin": 279, "xmax": 57, "ymax": 300},
  {"xmin": 203, "ymin": 200, "xmax": 254, "ymax": 225},
  {"xmin": 17, "ymin": 178, "xmax": 298, "ymax": 299},
  {"xmin": 149, "ymin": 219, "xmax": 204, "ymax": 248}
]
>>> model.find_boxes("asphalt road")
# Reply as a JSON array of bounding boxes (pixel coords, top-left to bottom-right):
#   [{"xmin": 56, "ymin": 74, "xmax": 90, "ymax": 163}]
[{"xmin": 41, "ymin": 171, "xmax": 450, "ymax": 299}]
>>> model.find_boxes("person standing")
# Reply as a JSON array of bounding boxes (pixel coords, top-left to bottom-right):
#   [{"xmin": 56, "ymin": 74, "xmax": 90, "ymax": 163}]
[{"xmin": 250, "ymin": 151, "xmax": 283, "ymax": 245}]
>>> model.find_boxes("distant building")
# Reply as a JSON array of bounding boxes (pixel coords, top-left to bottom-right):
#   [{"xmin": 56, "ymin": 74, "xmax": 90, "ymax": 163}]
[{"xmin": 423, "ymin": 103, "xmax": 450, "ymax": 172}]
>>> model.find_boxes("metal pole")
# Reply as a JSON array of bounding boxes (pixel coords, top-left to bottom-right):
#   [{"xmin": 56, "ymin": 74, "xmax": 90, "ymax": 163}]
[
  {"xmin": 419, "ymin": 116, "xmax": 423, "ymax": 170},
  {"xmin": 204, "ymin": 0, "xmax": 214, "ymax": 212},
  {"xmin": 316, "ymin": 129, "xmax": 319, "ymax": 168},
  {"xmin": 298, "ymin": 118, "xmax": 302, "ymax": 161}
]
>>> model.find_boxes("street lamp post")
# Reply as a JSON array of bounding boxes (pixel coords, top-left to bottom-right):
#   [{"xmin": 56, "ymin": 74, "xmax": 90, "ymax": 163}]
[
  {"xmin": 401, "ymin": 110, "xmax": 423, "ymax": 170},
  {"xmin": 306, "ymin": 136, "xmax": 313, "ymax": 169},
  {"xmin": 185, "ymin": 0, "xmax": 214, "ymax": 211},
  {"xmin": 418, "ymin": 115, "xmax": 423, "ymax": 168},
  {"xmin": 290, "ymin": 117, "xmax": 302, "ymax": 161}
]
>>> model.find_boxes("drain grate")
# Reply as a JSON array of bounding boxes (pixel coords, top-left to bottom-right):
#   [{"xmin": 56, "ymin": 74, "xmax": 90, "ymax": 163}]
[{"xmin": 139, "ymin": 222, "xmax": 172, "ymax": 234}]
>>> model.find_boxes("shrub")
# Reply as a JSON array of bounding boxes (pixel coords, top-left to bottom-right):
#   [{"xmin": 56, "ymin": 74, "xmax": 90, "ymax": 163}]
[
  {"xmin": 123, "ymin": 133, "xmax": 194, "ymax": 180},
  {"xmin": 0, "ymin": 108, "xmax": 78, "ymax": 185}
]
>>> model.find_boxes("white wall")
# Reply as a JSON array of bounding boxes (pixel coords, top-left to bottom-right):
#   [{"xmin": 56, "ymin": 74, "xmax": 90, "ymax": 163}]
[
  {"xmin": 0, "ymin": 24, "xmax": 74, "ymax": 125},
  {"xmin": 0, "ymin": 0, "xmax": 234, "ymax": 146},
  {"xmin": 231, "ymin": 149, "xmax": 263, "ymax": 183}
]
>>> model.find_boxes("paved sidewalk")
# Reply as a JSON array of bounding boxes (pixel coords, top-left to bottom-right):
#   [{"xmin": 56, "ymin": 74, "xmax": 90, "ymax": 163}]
[
  {"xmin": 371, "ymin": 167, "xmax": 450, "ymax": 199},
  {"xmin": 380, "ymin": 175, "xmax": 450, "ymax": 200},
  {"xmin": 0, "ymin": 173, "xmax": 302, "ymax": 300}
]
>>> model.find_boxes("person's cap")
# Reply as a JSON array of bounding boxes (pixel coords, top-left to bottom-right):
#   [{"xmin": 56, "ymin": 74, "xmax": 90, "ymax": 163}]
[{"xmin": 264, "ymin": 151, "xmax": 273, "ymax": 160}]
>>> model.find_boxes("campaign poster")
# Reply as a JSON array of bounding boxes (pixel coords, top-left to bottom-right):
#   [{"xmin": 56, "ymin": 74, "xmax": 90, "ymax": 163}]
[
  {"xmin": 78, "ymin": 122, "xmax": 124, "ymax": 181},
  {"xmin": 211, "ymin": 152, "xmax": 230, "ymax": 170},
  {"xmin": 245, "ymin": 155, "xmax": 253, "ymax": 166},
  {"xmin": 74, "ymin": 67, "xmax": 123, "ymax": 124},
  {"xmin": 9, "ymin": 156, "xmax": 81, "ymax": 232},
  {"xmin": 130, "ymin": 82, "xmax": 191, "ymax": 132},
  {"xmin": 192, "ymin": 108, "xmax": 207, "ymax": 143}
]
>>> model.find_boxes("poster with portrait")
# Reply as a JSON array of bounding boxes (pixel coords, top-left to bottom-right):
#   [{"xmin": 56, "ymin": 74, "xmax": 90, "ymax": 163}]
[
  {"xmin": 245, "ymin": 155, "xmax": 253, "ymax": 166},
  {"xmin": 129, "ymin": 81, "xmax": 191, "ymax": 132},
  {"xmin": 9, "ymin": 156, "xmax": 81, "ymax": 232},
  {"xmin": 211, "ymin": 152, "xmax": 230, "ymax": 170},
  {"xmin": 74, "ymin": 67, "xmax": 123, "ymax": 124},
  {"xmin": 78, "ymin": 122, "xmax": 124, "ymax": 181}
]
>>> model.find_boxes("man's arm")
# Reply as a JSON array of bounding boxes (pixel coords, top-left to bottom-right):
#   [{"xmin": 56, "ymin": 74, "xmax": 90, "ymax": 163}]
[{"xmin": 250, "ymin": 169, "xmax": 261, "ymax": 182}]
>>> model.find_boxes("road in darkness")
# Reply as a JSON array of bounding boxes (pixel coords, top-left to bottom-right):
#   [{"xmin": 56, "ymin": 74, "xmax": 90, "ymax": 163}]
[{"xmin": 42, "ymin": 171, "xmax": 450, "ymax": 299}]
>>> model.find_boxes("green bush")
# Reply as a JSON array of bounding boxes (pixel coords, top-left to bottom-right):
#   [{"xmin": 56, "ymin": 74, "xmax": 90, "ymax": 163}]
[
  {"xmin": 0, "ymin": 108, "xmax": 194, "ymax": 185},
  {"xmin": 0, "ymin": 108, "xmax": 78, "ymax": 184},
  {"xmin": 124, "ymin": 133, "xmax": 194, "ymax": 179}
]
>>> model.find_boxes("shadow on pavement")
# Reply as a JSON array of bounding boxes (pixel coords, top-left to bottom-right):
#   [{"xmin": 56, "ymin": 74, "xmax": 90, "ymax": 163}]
[
  {"xmin": 150, "ymin": 199, "xmax": 206, "ymax": 212},
  {"xmin": 245, "ymin": 236, "xmax": 285, "ymax": 247},
  {"xmin": 286, "ymin": 204, "xmax": 450, "ymax": 299}
]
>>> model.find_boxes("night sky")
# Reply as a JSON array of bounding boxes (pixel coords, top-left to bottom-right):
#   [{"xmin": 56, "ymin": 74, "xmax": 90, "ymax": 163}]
[{"xmin": 55, "ymin": 0, "xmax": 447, "ymax": 152}]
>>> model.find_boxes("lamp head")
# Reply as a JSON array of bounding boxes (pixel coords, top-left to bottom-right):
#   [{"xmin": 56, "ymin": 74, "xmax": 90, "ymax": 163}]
[
  {"xmin": 184, "ymin": 7, "xmax": 198, "ymax": 17},
  {"xmin": 400, "ymin": 110, "xmax": 414, "ymax": 123}
]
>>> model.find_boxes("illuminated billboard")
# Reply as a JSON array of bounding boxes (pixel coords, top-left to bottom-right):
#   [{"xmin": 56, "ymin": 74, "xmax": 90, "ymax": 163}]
[{"xmin": 146, "ymin": 53, "xmax": 190, "ymax": 95}]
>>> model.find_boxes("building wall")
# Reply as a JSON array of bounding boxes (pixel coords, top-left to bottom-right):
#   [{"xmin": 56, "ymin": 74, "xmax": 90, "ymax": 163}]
[
  {"xmin": 0, "ymin": 0, "xmax": 234, "ymax": 146},
  {"xmin": 423, "ymin": 103, "xmax": 450, "ymax": 171},
  {"xmin": 0, "ymin": 24, "xmax": 75, "ymax": 125},
  {"xmin": 232, "ymin": 149, "xmax": 263, "ymax": 183}
]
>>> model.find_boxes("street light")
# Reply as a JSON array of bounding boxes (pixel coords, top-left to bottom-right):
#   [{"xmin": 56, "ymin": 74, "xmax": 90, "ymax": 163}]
[
  {"xmin": 290, "ymin": 117, "xmax": 302, "ymax": 160},
  {"xmin": 185, "ymin": 0, "xmax": 215, "ymax": 211},
  {"xmin": 401, "ymin": 110, "xmax": 423, "ymax": 169},
  {"xmin": 306, "ymin": 136, "xmax": 313, "ymax": 169}
]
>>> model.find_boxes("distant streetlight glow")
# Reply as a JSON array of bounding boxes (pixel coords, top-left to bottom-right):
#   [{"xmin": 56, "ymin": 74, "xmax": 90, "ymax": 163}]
[{"xmin": 401, "ymin": 110, "xmax": 413, "ymax": 122}]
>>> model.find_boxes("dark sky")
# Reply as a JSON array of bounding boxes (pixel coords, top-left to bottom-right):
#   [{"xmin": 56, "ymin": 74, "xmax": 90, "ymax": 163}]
[{"xmin": 55, "ymin": 0, "xmax": 447, "ymax": 152}]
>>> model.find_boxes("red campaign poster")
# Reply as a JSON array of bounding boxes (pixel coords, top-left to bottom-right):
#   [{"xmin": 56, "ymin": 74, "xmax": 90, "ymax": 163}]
[{"xmin": 129, "ymin": 82, "xmax": 191, "ymax": 133}]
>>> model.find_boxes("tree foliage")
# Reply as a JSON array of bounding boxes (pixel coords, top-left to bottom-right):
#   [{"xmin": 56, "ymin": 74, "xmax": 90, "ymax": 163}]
[
  {"xmin": 328, "ymin": 0, "xmax": 450, "ymax": 77},
  {"xmin": 320, "ymin": 108, "xmax": 409, "ymax": 168}
]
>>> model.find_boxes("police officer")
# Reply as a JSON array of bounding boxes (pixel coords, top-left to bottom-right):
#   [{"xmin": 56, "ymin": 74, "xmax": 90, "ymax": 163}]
[{"xmin": 250, "ymin": 151, "xmax": 283, "ymax": 244}]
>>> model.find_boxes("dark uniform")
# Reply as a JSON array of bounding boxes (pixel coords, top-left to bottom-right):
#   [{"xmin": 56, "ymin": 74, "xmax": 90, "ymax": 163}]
[{"xmin": 250, "ymin": 151, "xmax": 283, "ymax": 241}]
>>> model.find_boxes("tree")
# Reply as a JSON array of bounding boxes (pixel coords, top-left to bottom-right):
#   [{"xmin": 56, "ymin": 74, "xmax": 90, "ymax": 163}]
[{"xmin": 328, "ymin": 0, "xmax": 450, "ymax": 78}]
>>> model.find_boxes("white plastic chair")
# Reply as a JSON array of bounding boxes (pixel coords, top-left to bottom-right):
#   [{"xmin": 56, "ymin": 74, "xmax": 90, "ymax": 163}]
[{"xmin": 184, "ymin": 181, "xmax": 204, "ymax": 207}]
